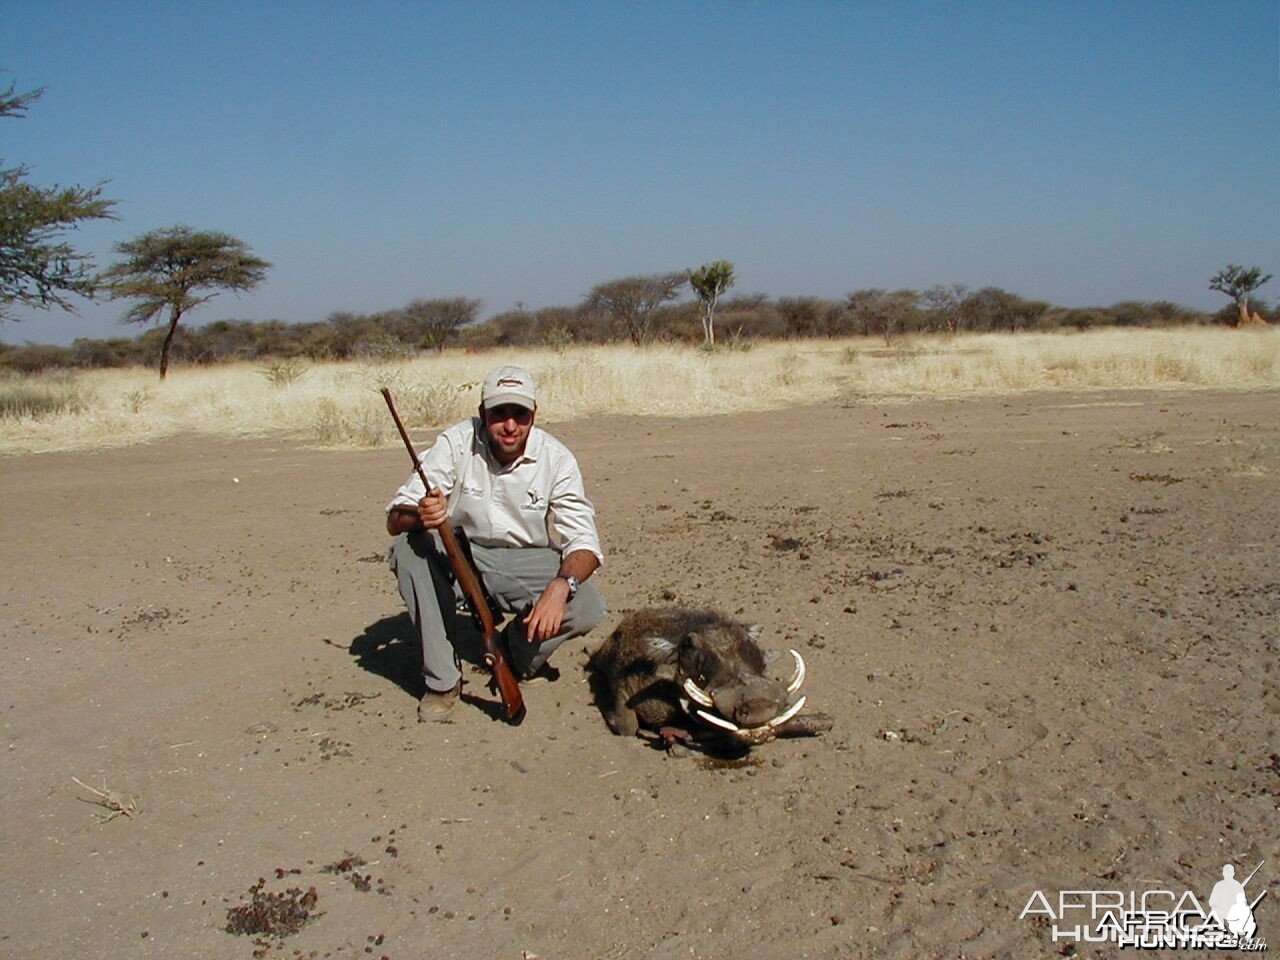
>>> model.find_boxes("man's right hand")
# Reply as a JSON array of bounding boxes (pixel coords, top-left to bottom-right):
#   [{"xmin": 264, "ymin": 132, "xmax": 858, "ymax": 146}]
[
  {"xmin": 387, "ymin": 488, "xmax": 448, "ymax": 536},
  {"xmin": 416, "ymin": 489, "xmax": 448, "ymax": 530}
]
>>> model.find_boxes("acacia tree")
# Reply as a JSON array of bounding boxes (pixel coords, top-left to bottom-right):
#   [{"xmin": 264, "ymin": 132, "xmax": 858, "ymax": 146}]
[
  {"xmin": 585, "ymin": 273, "xmax": 684, "ymax": 345},
  {"xmin": 399, "ymin": 297, "xmax": 481, "ymax": 353},
  {"xmin": 776, "ymin": 296, "xmax": 826, "ymax": 338},
  {"xmin": 1209, "ymin": 264, "xmax": 1272, "ymax": 326},
  {"xmin": 958, "ymin": 286, "xmax": 1048, "ymax": 333},
  {"xmin": 100, "ymin": 226, "xmax": 270, "ymax": 378},
  {"xmin": 687, "ymin": 260, "xmax": 735, "ymax": 347},
  {"xmin": 0, "ymin": 81, "xmax": 117, "ymax": 320},
  {"xmin": 922, "ymin": 283, "xmax": 968, "ymax": 334},
  {"xmin": 846, "ymin": 288, "xmax": 921, "ymax": 344}
]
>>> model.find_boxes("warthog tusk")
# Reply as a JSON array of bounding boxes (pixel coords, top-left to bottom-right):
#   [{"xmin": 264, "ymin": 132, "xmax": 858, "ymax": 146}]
[
  {"xmin": 694, "ymin": 695, "xmax": 808, "ymax": 735},
  {"xmin": 768, "ymin": 696, "xmax": 807, "ymax": 727},
  {"xmin": 682, "ymin": 678, "xmax": 716, "ymax": 708},
  {"xmin": 694, "ymin": 709, "xmax": 742, "ymax": 732},
  {"xmin": 786, "ymin": 650, "xmax": 806, "ymax": 694}
]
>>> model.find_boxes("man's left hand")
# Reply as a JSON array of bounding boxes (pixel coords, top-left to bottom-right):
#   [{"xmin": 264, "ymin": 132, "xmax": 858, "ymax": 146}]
[{"xmin": 523, "ymin": 578, "xmax": 572, "ymax": 643}]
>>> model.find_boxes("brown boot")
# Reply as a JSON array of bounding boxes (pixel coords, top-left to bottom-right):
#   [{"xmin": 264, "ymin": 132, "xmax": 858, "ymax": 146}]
[{"xmin": 417, "ymin": 682, "xmax": 461, "ymax": 723}]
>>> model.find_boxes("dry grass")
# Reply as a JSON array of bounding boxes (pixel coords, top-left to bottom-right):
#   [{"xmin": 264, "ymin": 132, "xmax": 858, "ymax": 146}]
[
  {"xmin": 70, "ymin": 776, "xmax": 139, "ymax": 823},
  {"xmin": 853, "ymin": 327, "xmax": 1279, "ymax": 395},
  {"xmin": 2, "ymin": 327, "xmax": 1276, "ymax": 454}
]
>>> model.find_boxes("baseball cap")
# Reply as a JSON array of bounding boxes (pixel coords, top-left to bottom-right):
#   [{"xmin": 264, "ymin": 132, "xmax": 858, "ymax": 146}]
[{"xmin": 481, "ymin": 365, "xmax": 537, "ymax": 410}]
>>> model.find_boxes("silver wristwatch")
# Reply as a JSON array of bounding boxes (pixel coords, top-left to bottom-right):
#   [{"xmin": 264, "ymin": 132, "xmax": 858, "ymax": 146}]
[{"xmin": 559, "ymin": 575, "xmax": 579, "ymax": 599}]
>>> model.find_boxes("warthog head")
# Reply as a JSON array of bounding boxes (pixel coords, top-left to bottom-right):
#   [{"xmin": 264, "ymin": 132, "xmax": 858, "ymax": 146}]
[{"xmin": 674, "ymin": 617, "xmax": 806, "ymax": 744}]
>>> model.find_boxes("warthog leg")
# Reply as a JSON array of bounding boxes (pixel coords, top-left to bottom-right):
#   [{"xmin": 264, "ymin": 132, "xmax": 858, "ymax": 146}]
[
  {"xmin": 768, "ymin": 711, "xmax": 833, "ymax": 738},
  {"xmin": 658, "ymin": 725, "xmax": 696, "ymax": 747},
  {"xmin": 654, "ymin": 711, "xmax": 834, "ymax": 756}
]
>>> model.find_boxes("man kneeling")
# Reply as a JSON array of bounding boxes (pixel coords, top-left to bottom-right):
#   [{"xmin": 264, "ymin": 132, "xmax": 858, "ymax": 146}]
[{"xmin": 386, "ymin": 365, "xmax": 605, "ymax": 722}]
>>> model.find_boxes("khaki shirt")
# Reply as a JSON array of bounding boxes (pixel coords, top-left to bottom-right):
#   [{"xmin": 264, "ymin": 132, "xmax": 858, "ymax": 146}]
[{"xmin": 387, "ymin": 418, "xmax": 603, "ymax": 563}]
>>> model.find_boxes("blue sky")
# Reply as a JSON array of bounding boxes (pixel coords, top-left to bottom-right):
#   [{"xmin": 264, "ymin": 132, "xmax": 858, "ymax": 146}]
[{"xmin": 3, "ymin": 1, "xmax": 1278, "ymax": 345}]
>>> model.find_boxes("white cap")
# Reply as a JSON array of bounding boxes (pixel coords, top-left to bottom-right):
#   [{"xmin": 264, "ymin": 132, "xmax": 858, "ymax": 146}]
[{"xmin": 481, "ymin": 365, "xmax": 536, "ymax": 410}]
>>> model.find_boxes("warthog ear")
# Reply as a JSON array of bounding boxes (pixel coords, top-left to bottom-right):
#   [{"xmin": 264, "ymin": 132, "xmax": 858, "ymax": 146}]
[
  {"xmin": 747, "ymin": 624, "xmax": 763, "ymax": 642},
  {"xmin": 643, "ymin": 635, "xmax": 677, "ymax": 661}
]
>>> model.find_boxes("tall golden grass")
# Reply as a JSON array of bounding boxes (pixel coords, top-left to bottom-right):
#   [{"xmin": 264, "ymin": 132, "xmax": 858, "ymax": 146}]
[{"xmin": 1, "ymin": 327, "xmax": 1276, "ymax": 455}]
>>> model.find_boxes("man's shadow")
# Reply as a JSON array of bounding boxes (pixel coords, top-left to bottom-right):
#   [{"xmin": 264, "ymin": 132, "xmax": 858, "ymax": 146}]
[
  {"xmin": 349, "ymin": 613, "xmax": 507, "ymax": 720},
  {"xmin": 348, "ymin": 613, "xmax": 424, "ymax": 698}
]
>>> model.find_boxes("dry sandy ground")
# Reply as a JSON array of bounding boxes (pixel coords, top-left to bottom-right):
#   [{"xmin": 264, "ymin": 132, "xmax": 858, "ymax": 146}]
[{"xmin": 2, "ymin": 389, "xmax": 1277, "ymax": 960}]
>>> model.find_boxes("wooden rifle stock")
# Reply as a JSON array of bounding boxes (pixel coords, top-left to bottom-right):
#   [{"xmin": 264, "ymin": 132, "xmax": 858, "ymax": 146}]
[{"xmin": 381, "ymin": 388, "xmax": 525, "ymax": 721}]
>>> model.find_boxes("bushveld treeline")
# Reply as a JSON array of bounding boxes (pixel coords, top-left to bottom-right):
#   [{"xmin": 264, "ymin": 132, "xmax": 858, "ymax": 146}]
[{"xmin": 0, "ymin": 284, "xmax": 1272, "ymax": 374}]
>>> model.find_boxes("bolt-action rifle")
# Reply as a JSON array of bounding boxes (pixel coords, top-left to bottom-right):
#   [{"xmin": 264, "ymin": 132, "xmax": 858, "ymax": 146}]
[{"xmin": 381, "ymin": 388, "xmax": 525, "ymax": 722}]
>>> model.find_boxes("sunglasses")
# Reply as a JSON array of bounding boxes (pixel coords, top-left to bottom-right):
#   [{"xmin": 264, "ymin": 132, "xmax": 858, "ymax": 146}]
[{"xmin": 484, "ymin": 404, "xmax": 534, "ymax": 425}]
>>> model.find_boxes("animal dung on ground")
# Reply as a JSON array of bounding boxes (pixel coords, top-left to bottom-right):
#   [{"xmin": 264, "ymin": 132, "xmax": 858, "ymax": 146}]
[{"xmin": 224, "ymin": 878, "xmax": 319, "ymax": 938}]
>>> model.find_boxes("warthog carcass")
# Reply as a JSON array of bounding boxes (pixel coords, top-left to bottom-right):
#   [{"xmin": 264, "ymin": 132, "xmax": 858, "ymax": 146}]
[{"xmin": 589, "ymin": 607, "xmax": 830, "ymax": 746}]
